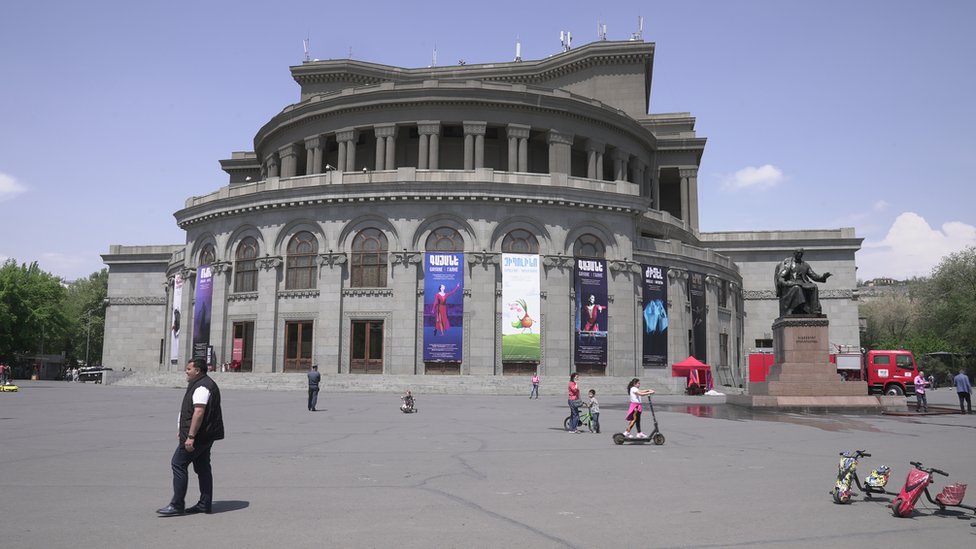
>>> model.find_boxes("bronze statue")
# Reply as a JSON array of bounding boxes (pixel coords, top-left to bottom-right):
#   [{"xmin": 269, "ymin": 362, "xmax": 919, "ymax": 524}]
[{"xmin": 774, "ymin": 249, "xmax": 831, "ymax": 316}]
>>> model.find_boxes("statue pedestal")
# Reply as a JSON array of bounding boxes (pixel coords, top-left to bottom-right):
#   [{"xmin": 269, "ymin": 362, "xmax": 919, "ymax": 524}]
[{"xmin": 728, "ymin": 316, "xmax": 898, "ymax": 410}]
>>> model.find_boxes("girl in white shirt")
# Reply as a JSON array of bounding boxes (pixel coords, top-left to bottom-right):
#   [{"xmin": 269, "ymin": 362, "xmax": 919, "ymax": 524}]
[{"xmin": 624, "ymin": 378, "xmax": 655, "ymax": 438}]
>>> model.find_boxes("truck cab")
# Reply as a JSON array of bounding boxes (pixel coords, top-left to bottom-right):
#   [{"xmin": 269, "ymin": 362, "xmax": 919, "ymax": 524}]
[{"xmin": 864, "ymin": 350, "xmax": 918, "ymax": 396}]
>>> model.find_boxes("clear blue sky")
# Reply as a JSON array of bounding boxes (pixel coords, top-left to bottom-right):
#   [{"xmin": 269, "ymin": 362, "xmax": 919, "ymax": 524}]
[{"xmin": 2, "ymin": 0, "xmax": 973, "ymax": 282}]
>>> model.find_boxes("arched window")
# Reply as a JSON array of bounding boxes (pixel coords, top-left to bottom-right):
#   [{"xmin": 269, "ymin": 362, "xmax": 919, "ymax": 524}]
[
  {"xmin": 286, "ymin": 231, "xmax": 318, "ymax": 290},
  {"xmin": 199, "ymin": 244, "xmax": 216, "ymax": 266},
  {"xmin": 234, "ymin": 237, "xmax": 259, "ymax": 293},
  {"xmin": 501, "ymin": 229, "xmax": 539, "ymax": 254},
  {"xmin": 573, "ymin": 233, "xmax": 605, "ymax": 258},
  {"xmin": 425, "ymin": 227, "xmax": 464, "ymax": 252},
  {"xmin": 351, "ymin": 228, "xmax": 388, "ymax": 288}
]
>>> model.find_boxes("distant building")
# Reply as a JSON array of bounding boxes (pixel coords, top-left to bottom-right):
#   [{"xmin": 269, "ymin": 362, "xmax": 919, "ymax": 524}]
[{"xmin": 102, "ymin": 40, "xmax": 861, "ymax": 389}]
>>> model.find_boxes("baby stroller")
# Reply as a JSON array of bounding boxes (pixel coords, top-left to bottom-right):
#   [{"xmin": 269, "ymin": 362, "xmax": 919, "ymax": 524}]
[{"xmin": 400, "ymin": 393, "xmax": 417, "ymax": 413}]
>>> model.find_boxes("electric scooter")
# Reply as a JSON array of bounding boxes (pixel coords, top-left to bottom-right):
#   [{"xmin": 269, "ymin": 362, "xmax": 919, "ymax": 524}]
[
  {"xmin": 400, "ymin": 393, "xmax": 417, "ymax": 413},
  {"xmin": 612, "ymin": 395, "xmax": 665, "ymax": 445},
  {"xmin": 891, "ymin": 461, "xmax": 976, "ymax": 518},
  {"xmin": 830, "ymin": 450, "xmax": 891, "ymax": 504}
]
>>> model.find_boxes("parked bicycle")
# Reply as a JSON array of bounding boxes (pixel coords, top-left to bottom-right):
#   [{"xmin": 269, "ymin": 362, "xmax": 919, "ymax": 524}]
[{"xmin": 564, "ymin": 404, "xmax": 598, "ymax": 432}]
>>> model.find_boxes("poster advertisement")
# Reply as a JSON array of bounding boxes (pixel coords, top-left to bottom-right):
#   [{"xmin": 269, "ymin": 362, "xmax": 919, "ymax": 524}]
[
  {"xmin": 423, "ymin": 252, "xmax": 464, "ymax": 362},
  {"xmin": 574, "ymin": 258, "xmax": 608, "ymax": 364},
  {"xmin": 192, "ymin": 265, "xmax": 214, "ymax": 362},
  {"xmin": 501, "ymin": 254, "xmax": 541, "ymax": 362},
  {"xmin": 689, "ymin": 271, "xmax": 707, "ymax": 362},
  {"xmin": 641, "ymin": 264, "xmax": 668, "ymax": 368},
  {"xmin": 170, "ymin": 273, "xmax": 183, "ymax": 364}
]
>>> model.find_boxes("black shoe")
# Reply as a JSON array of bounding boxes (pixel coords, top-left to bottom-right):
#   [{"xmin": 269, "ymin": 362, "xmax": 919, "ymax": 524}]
[
  {"xmin": 156, "ymin": 504, "xmax": 185, "ymax": 516},
  {"xmin": 185, "ymin": 503, "xmax": 212, "ymax": 515}
]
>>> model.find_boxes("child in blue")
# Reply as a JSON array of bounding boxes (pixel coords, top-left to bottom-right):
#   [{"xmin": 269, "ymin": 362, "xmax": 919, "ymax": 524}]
[{"xmin": 587, "ymin": 389, "xmax": 600, "ymax": 434}]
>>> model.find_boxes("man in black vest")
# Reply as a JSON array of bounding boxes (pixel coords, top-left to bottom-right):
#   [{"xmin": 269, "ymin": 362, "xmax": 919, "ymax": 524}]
[
  {"xmin": 157, "ymin": 358, "xmax": 224, "ymax": 516},
  {"xmin": 307, "ymin": 364, "xmax": 321, "ymax": 411}
]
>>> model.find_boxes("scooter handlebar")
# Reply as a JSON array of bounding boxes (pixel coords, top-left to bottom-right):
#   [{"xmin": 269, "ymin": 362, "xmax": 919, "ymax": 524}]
[
  {"xmin": 933, "ymin": 468, "xmax": 949, "ymax": 477},
  {"xmin": 908, "ymin": 461, "xmax": 949, "ymax": 477}
]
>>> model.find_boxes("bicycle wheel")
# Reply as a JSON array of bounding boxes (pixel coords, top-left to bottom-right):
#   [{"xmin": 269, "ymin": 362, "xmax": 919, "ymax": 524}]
[{"xmin": 564, "ymin": 416, "xmax": 572, "ymax": 431}]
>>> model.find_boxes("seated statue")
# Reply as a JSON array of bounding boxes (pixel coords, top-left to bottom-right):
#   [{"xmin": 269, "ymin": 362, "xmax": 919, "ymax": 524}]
[{"xmin": 774, "ymin": 249, "xmax": 832, "ymax": 316}]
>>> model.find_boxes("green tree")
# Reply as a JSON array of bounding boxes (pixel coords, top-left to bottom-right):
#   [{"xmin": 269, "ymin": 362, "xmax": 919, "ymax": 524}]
[
  {"xmin": 916, "ymin": 246, "xmax": 976, "ymax": 352},
  {"xmin": 61, "ymin": 269, "xmax": 108, "ymax": 366},
  {"xmin": 859, "ymin": 290, "xmax": 918, "ymax": 350},
  {"xmin": 0, "ymin": 259, "xmax": 69, "ymax": 360}
]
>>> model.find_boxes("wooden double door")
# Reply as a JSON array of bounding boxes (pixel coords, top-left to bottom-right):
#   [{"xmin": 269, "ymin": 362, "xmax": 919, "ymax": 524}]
[{"xmin": 350, "ymin": 320, "xmax": 383, "ymax": 374}]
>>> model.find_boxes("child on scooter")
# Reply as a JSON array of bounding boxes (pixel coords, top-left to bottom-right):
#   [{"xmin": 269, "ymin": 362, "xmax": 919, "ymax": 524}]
[{"xmin": 624, "ymin": 378, "xmax": 655, "ymax": 438}]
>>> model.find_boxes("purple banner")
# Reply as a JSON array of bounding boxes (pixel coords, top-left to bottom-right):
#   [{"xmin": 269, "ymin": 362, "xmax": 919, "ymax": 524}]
[
  {"xmin": 192, "ymin": 265, "xmax": 214, "ymax": 362},
  {"xmin": 423, "ymin": 252, "xmax": 464, "ymax": 362},
  {"xmin": 574, "ymin": 258, "xmax": 608, "ymax": 365},
  {"xmin": 641, "ymin": 264, "xmax": 668, "ymax": 368}
]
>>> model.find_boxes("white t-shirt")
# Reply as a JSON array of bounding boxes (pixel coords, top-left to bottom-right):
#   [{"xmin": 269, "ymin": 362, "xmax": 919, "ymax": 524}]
[{"xmin": 630, "ymin": 386, "xmax": 641, "ymax": 403}]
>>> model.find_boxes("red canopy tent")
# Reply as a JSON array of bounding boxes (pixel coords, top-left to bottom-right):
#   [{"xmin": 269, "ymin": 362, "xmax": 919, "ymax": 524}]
[{"xmin": 671, "ymin": 356, "xmax": 714, "ymax": 393}]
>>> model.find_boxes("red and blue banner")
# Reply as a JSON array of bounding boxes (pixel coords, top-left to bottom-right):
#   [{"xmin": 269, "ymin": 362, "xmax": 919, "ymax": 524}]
[
  {"xmin": 423, "ymin": 252, "xmax": 464, "ymax": 362},
  {"xmin": 192, "ymin": 265, "xmax": 214, "ymax": 362},
  {"xmin": 641, "ymin": 264, "xmax": 668, "ymax": 368},
  {"xmin": 574, "ymin": 258, "xmax": 608, "ymax": 364}
]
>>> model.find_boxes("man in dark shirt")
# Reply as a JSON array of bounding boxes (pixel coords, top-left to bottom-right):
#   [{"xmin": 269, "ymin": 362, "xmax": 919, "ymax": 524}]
[
  {"xmin": 308, "ymin": 364, "xmax": 321, "ymax": 411},
  {"xmin": 157, "ymin": 358, "xmax": 224, "ymax": 516}
]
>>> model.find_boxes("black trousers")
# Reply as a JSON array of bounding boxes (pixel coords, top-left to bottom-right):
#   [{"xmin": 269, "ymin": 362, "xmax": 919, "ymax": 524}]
[
  {"xmin": 169, "ymin": 441, "xmax": 214, "ymax": 510},
  {"xmin": 959, "ymin": 391, "xmax": 973, "ymax": 414},
  {"xmin": 308, "ymin": 387, "xmax": 319, "ymax": 410}
]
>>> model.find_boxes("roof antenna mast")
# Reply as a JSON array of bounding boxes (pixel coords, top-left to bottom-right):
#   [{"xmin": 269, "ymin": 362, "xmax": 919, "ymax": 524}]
[
  {"xmin": 598, "ymin": 21, "xmax": 607, "ymax": 41},
  {"xmin": 631, "ymin": 16, "xmax": 644, "ymax": 41},
  {"xmin": 515, "ymin": 36, "xmax": 522, "ymax": 62},
  {"xmin": 559, "ymin": 30, "xmax": 572, "ymax": 52},
  {"xmin": 303, "ymin": 37, "xmax": 310, "ymax": 62}
]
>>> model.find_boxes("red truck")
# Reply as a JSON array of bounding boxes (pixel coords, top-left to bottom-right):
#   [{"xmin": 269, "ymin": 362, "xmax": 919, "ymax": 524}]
[{"xmin": 749, "ymin": 349, "xmax": 919, "ymax": 396}]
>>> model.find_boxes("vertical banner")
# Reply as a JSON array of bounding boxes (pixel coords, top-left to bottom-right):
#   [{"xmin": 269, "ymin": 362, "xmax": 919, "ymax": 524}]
[
  {"xmin": 170, "ymin": 273, "xmax": 183, "ymax": 364},
  {"xmin": 423, "ymin": 252, "xmax": 464, "ymax": 362},
  {"xmin": 192, "ymin": 265, "xmax": 214, "ymax": 361},
  {"xmin": 641, "ymin": 264, "xmax": 668, "ymax": 368},
  {"xmin": 689, "ymin": 271, "xmax": 707, "ymax": 362},
  {"xmin": 502, "ymin": 254, "xmax": 541, "ymax": 362},
  {"xmin": 574, "ymin": 258, "xmax": 608, "ymax": 364}
]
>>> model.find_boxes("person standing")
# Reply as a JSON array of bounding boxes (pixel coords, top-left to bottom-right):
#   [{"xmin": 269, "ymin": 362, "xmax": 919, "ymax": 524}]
[
  {"xmin": 529, "ymin": 372, "xmax": 539, "ymax": 399},
  {"xmin": 0, "ymin": 362, "xmax": 7, "ymax": 384},
  {"xmin": 567, "ymin": 373, "xmax": 581, "ymax": 433},
  {"xmin": 587, "ymin": 389, "xmax": 600, "ymax": 434},
  {"xmin": 913, "ymin": 370, "xmax": 929, "ymax": 413},
  {"xmin": 624, "ymin": 378, "xmax": 655, "ymax": 438},
  {"xmin": 157, "ymin": 358, "xmax": 224, "ymax": 516},
  {"xmin": 954, "ymin": 369, "xmax": 973, "ymax": 414},
  {"xmin": 307, "ymin": 364, "xmax": 321, "ymax": 411}
]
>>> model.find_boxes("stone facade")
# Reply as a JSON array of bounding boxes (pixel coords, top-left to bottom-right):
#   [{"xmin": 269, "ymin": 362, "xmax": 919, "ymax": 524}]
[{"xmin": 101, "ymin": 40, "xmax": 861, "ymax": 392}]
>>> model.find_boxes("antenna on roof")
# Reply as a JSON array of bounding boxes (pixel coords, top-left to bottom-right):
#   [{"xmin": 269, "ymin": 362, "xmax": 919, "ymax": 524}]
[
  {"xmin": 560, "ymin": 30, "xmax": 572, "ymax": 52},
  {"xmin": 598, "ymin": 21, "xmax": 607, "ymax": 41},
  {"xmin": 303, "ymin": 37, "xmax": 310, "ymax": 62},
  {"xmin": 431, "ymin": 45, "xmax": 437, "ymax": 67},
  {"xmin": 631, "ymin": 16, "xmax": 644, "ymax": 41},
  {"xmin": 515, "ymin": 36, "xmax": 522, "ymax": 62}
]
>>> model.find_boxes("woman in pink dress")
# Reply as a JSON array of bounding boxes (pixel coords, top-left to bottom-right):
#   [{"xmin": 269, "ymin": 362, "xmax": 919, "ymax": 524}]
[{"xmin": 432, "ymin": 283, "xmax": 461, "ymax": 335}]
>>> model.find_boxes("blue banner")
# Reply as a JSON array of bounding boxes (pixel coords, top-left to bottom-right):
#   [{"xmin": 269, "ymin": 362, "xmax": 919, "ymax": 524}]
[
  {"xmin": 574, "ymin": 258, "xmax": 608, "ymax": 365},
  {"xmin": 192, "ymin": 265, "xmax": 214, "ymax": 362},
  {"xmin": 423, "ymin": 252, "xmax": 464, "ymax": 362},
  {"xmin": 641, "ymin": 264, "xmax": 668, "ymax": 368}
]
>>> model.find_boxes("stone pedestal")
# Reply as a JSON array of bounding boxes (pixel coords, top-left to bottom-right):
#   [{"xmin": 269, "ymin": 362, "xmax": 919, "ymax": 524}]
[{"xmin": 728, "ymin": 315, "xmax": 895, "ymax": 410}]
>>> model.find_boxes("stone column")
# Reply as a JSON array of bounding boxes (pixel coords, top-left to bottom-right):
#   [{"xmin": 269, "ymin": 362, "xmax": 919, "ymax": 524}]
[
  {"xmin": 585, "ymin": 139, "xmax": 604, "ymax": 180},
  {"xmin": 679, "ymin": 169, "xmax": 690, "ymax": 224},
  {"xmin": 507, "ymin": 133, "xmax": 518, "ymax": 171},
  {"xmin": 418, "ymin": 121, "xmax": 440, "ymax": 170},
  {"xmin": 612, "ymin": 149, "xmax": 629, "ymax": 181},
  {"xmin": 304, "ymin": 135, "xmax": 323, "ymax": 175},
  {"xmin": 336, "ymin": 128, "xmax": 358, "ymax": 172},
  {"xmin": 680, "ymin": 167, "xmax": 699, "ymax": 230},
  {"xmin": 265, "ymin": 153, "xmax": 279, "ymax": 178},
  {"xmin": 547, "ymin": 130, "xmax": 574, "ymax": 175},
  {"xmin": 629, "ymin": 157, "xmax": 642, "ymax": 184},
  {"xmin": 506, "ymin": 124, "xmax": 530, "ymax": 172},
  {"xmin": 374, "ymin": 133, "xmax": 386, "ymax": 171},
  {"xmin": 278, "ymin": 144, "xmax": 299, "ymax": 178},
  {"xmin": 379, "ymin": 125, "xmax": 397, "ymax": 170},
  {"xmin": 652, "ymin": 169, "xmax": 661, "ymax": 209},
  {"xmin": 463, "ymin": 121, "xmax": 486, "ymax": 170}
]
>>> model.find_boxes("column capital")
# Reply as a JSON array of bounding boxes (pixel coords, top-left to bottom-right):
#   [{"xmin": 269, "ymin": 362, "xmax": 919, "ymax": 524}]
[
  {"xmin": 374, "ymin": 123, "xmax": 398, "ymax": 138},
  {"xmin": 335, "ymin": 128, "xmax": 359, "ymax": 143},
  {"xmin": 278, "ymin": 143, "xmax": 300, "ymax": 159},
  {"xmin": 304, "ymin": 135, "xmax": 323, "ymax": 149},
  {"xmin": 264, "ymin": 153, "xmax": 279, "ymax": 168},
  {"xmin": 678, "ymin": 166, "xmax": 699, "ymax": 178},
  {"xmin": 506, "ymin": 123, "xmax": 530, "ymax": 140},
  {"xmin": 585, "ymin": 139, "xmax": 605, "ymax": 154},
  {"xmin": 417, "ymin": 121, "xmax": 441, "ymax": 136},
  {"xmin": 612, "ymin": 148, "xmax": 630, "ymax": 162},
  {"xmin": 546, "ymin": 129, "xmax": 574, "ymax": 145},
  {"xmin": 463, "ymin": 121, "xmax": 487, "ymax": 135}
]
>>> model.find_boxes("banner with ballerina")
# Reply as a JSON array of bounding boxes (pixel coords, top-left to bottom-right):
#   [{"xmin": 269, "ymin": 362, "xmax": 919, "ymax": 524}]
[
  {"xmin": 423, "ymin": 252, "xmax": 464, "ymax": 362},
  {"xmin": 501, "ymin": 253, "xmax": 541, "ymax": 362}
]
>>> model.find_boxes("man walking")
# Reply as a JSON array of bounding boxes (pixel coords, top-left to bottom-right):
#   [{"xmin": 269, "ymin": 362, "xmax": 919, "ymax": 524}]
[
  {"xmin": 913, "ymin": 370, "xmax": 929, "ymax": 413},
  {"xmin": 954, "ymin": 369, "xmax": 972, "ymax": 415},
  {"xmin": 307, "ymin": 364, "xmax": 321, "ymax": 411},
  {"xmin": 157, "ymin": 358, "xmax": 224, "ymax": 516}
]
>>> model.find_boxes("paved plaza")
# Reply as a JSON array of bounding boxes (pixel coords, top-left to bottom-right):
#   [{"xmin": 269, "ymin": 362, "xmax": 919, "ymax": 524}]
[{"xmin": 1, "ymin": 381, "xmax": 974, "ymax": 548}]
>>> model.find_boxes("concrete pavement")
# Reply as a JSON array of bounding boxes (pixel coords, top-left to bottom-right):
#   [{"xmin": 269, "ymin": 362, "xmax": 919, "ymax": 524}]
[{"xmin": 1, "ymin": 381, "xmax": 973, "ymax": 548}]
